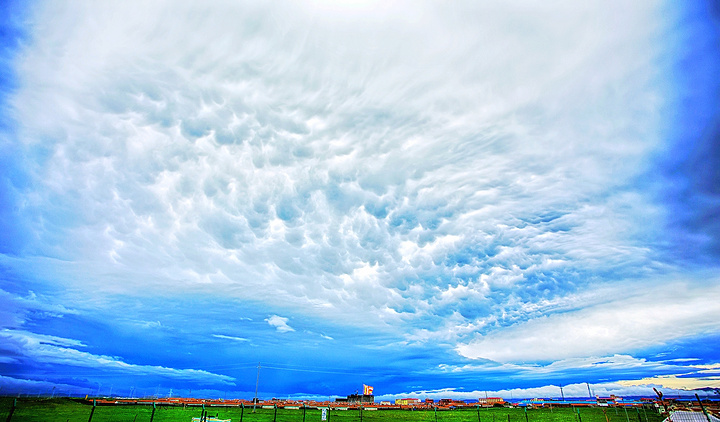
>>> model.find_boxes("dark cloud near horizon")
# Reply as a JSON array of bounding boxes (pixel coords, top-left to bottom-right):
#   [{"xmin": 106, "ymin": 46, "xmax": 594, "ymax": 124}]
[{"xmin": 656, "ymin": 0, "xmax": 720, "ymax": 264}]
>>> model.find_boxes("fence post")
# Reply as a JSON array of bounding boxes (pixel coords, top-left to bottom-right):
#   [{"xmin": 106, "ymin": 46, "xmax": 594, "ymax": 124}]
[
  {"xmin": 273, "ymin": 403, "xmax": 277, "ymax": 422},
  {"xmin": 636, "ymin": 408, "xmax": 642, "ymax": 422},
  {"xmin": 88, "ymin": 400, "xmax": 96, "ymax": 422},
  {"xmin": 695, "ymin": 393, "xmax": 713, "ymax": 422},
  {"xmin": 302, "ymin": 404, "xmax": 306, "ymax": 422},
  {"xmin": 577, "ymin": 408, "xmax": 582, "ymax": 422},
  {"xmin": 240, "ymin": 403, "xmax": 244, "ymax": 422},
  {"xmin": 150, "ymin": 402, "xmax": 156, "ymax": 422},
  {"xmin": 525, "ymin": 407, "xmax": 529, "ymax": 422},
  {"xmin": 477, "ymin": 405, "xmax": 481, "ymax": 422},
  {"xmin": 625, "ymin": 406, "xmax": 630, "ymax": 422},
  {"xmin": 434, "ymin": 406, "xmax": 438, "ymax": 422},
  {"xmin": 5, "ymin": 398, "xmax": 16, "ymax": 422}
]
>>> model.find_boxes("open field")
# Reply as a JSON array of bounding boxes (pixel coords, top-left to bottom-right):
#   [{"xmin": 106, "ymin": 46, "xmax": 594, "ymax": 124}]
[{"xmin": 0, "ymin": 398, "xmax": 666, "ymax": 422}]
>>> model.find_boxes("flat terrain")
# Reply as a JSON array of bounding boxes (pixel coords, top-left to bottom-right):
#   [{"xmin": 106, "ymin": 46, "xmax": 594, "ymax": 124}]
[{"xmin": 0, "ymin": 398, "xmax": 665, "ymax": 422}]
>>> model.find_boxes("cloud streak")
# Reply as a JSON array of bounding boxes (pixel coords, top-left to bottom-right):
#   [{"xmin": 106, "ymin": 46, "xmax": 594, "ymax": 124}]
[{"xmin": 213, "ymin": 334, "xmax": 250, "ymax": 342}]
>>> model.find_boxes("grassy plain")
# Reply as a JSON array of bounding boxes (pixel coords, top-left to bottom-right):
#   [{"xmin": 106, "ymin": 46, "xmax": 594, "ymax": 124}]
[{"xmin": 0, "ymin": 398, "xmax": 664, "ymax": 422}]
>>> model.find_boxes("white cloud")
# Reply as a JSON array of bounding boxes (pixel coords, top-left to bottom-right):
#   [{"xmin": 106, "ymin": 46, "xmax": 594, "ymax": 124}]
[
  {"xmin": 436, "ymin": 354, "xmax": 686, "ymax": 378},
  {"xmin": 456, "ymin": 279, "xmax": 720, "ymax": 363},
  {"xmin": 265, "ymin": 315, "xmax": 295, "ymax": 333},
  {"xmin": 381, "ymin": 380, "xmax": 713, "ymax": 401},
  {"xmin": 619, "ymin": 374, "xmax": 720, "ymax": 390}
]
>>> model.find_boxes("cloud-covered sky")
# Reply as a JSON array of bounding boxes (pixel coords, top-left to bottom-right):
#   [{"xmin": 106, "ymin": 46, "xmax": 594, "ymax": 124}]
[{"xmin": 1, "ymin": 0, "xmax": 719, "ymax": 400}]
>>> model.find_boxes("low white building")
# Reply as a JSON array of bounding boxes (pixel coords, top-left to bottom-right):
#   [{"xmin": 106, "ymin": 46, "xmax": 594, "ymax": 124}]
[{"xmin": 662, "ymin": 411, "xmax": 719, "ymax": 422}]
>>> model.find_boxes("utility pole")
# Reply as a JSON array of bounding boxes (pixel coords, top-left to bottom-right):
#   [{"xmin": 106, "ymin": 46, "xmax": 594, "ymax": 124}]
[{"xmin": 253, "ymin": 362, "xmax": 261, "ymax": 413}]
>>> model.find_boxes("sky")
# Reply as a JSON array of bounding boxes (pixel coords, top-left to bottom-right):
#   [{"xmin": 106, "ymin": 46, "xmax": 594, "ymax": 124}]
[{"xmin": 0, "ymin": 0, "xmax": 719, "ymax": 401}]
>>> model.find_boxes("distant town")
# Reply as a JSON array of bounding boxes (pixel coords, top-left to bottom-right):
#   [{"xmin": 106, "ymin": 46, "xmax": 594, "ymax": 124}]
[{"xmin": 84, "ymin": 392, "xmax": 720, "ymax": 415}]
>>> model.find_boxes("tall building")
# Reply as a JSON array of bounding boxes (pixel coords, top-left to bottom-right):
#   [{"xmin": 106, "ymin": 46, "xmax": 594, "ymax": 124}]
[{"xmin": 335, "ymin": 394, "xmax": 374, "ymax": 404}]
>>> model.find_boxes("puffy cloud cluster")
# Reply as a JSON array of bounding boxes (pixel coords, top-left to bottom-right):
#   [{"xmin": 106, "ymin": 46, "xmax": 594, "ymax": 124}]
[{"xmin": 266, "ymin": 315, "xmax": 295, "ymax": 333}]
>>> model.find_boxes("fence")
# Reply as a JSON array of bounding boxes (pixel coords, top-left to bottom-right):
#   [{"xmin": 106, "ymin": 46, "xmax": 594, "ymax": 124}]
[{"xmin": 0, "ymin": 398, "xmax": 665, "ymax": 422}]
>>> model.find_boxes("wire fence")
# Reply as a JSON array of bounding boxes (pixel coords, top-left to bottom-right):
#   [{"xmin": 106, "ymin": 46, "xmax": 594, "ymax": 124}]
[{"xmin": 0, "ymin": 398, "xmax": 665, "ymax": 422}]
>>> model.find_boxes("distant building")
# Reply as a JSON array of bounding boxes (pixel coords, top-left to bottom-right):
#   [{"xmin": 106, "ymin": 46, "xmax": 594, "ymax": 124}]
[
  {"xmin": 478, "ymin": 397, "xmax": 505, "ymax": 407},
  {"xmin": 396, "ymin": 398, "xmax": 421, "ymax": 405},
  {"xmin": 663, "ymin": 411, "xmax": 720, "ymax": 422},
  {"xmin": 335, "ymin": 394, "xmax": 374, "ymax": 404},
  {"xmin": 438, "ymin": 399, "xmax": 467, "ymax": 407}
]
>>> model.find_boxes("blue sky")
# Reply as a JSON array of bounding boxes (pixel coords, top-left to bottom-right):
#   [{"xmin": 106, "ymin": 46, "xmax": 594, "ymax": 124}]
[{"xmin": 1, "ymin": 0, "xmax": 719, "ymax": 401}]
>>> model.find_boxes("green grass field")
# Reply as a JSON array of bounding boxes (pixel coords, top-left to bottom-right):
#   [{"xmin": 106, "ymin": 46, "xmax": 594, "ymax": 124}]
[{"xmin": 0, "ymin": 398, "xmax": 664, "ymax": 422}]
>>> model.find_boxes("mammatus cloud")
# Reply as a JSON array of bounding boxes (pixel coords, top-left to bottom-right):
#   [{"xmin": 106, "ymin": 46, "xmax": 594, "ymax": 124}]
[
  {"xmin": 266, "ymin": 315, "xmax": 295, "ymax": 333},
  {"xmin": 6, "ymin": 0, "xmax": 675, "ymax": 330}
]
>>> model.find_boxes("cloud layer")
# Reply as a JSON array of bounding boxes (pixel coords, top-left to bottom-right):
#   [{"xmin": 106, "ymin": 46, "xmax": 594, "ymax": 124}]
[
  {"xmin": 0, "ymin": 0, "xmax": 718, "ymax": 398},
  {"xmin": 8, "ymin": 0, "xmax": 674, "ymax": 332},
  {"xmin": 456, "ymin": 279, "xmax": 720, "ymax": 362}
]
